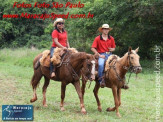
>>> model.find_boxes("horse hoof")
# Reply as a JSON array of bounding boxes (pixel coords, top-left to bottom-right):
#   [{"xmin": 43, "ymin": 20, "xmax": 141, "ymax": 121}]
[
  {"xmin": 43, "ymin": 104, "xmax": 48, "ymax": 107},
  {"xmin": 116, "ymin": 113, "xmax": 121, "ymax": 118},
  {"xmin": 30, "ymin": 98, "xmax": 37, "ymax": 103},
  {"xmin": 106, "ymin": 107, "xmax": 111, "ymax": 112},
  {"xmin": 98, "ymin": 107, "xmax": 102, "ymax": 112},
  {"xmin": 81, "ymin": 109, "xmax": 87, "ymax": 114},
  {"xmin": 60, "ymin": 107, "xmax": 65, "ymax": 111}
]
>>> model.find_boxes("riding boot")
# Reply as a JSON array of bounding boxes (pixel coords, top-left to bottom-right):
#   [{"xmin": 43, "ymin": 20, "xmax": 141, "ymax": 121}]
[
  {"xmin": 98, "ymin": 75, "xmax": 106, "ymax": 88},
  {"xmin": 52, "ymin": 66, "xmax": 56, "ymax": 77},
  {"xmin": 100, "ymin": 77, "xmax": 106, "ymax": 88},
  {"xmin": 50, "ymin": 62, "xmax": 55, "ymax": 78},
  {"xmin": 51, "ymin": 72, "xmax": 55, "ymax": 77}
]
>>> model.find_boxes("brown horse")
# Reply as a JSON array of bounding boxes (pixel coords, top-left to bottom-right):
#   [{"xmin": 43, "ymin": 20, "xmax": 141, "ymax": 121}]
[
  {"xmin": 81, "ymin": 47, "xmax": 142, "ymax": 117},
  {"xmin": 30, "ymin": 50, "xmax": 97, "ymax": 114}
]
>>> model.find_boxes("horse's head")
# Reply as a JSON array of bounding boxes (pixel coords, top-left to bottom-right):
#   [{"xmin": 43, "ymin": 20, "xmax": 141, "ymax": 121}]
[
  {"xmin": 82, "ymin": 54, "xmax": 98, "ymax": 81},
  {"xmin": 127, "ymin": 47, "xmax": 142, "ymax": 74}
]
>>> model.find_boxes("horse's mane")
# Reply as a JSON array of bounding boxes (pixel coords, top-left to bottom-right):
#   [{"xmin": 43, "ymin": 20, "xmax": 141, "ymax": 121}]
[
  {"xmin": 119, "ymin": 50, "xmax": 137, "ymax": 60},
  {"xmin": 68, "ymin": 48, "xmax": 78, "ymax": 53}
]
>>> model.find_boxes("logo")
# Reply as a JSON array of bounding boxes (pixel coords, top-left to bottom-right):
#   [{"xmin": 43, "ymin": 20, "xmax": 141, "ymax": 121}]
[{"xmin": 2, "ymin": 105, "xmax": 33, "ymax": 121}]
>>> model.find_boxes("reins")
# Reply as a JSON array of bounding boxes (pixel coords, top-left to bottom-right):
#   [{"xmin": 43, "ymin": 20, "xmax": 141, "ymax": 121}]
[
  {"xmin": 57, "ymin": 50, "xmax": 80, "ymax": 80},
  {"xmin": 80, "ymin": 60, "xmax": 93, "ymax": 89},
  {"xmin": 108, "ymin": 53, "xmax": 140, "ymax": 85},
  {"xmin": 57, "ymin": 50, "xmax": 69, "ymax": 68}
]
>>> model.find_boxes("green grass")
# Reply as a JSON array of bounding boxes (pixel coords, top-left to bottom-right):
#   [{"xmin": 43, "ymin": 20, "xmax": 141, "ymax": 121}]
[{"xmin": 0, "ymin": 48, "xmax": 163, "ymax": 121}]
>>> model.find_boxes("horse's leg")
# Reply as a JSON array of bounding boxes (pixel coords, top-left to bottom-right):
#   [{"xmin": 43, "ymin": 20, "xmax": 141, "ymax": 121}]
[
  {"xmin": 81, "ymin": 77, "xmax": 86, "ymax": 101},
  {"xmin": 30, "ymin": 72, "xmax": 42, "ymax": 103},
  {"xmin": 30, "ymin": 87, "xmax": 37, "ymax": 103},
  {"xmin": 93, "ymin": 82, "xmax": 102, "ymax": 112},
  {"xmin": 60, "ymin": 82, "xmax": 66, "ymax": 111},
  {"xmin": 42, "ymin": 76, "xmax": 50, "ymax": 107},
  {"xmin": 106, "ymin": 88, "xmax": 121, "ymax": 111},
  {"xmin": 106, "ymin": 85, "xmax": 121, "ymax": 118},
  {"xmin": 73, "ymin": 81, "xmax": 86, "ymax": 114},
  {"xmin": 117, "ymin": 88, "xmax": 121, "ymax": 106}
]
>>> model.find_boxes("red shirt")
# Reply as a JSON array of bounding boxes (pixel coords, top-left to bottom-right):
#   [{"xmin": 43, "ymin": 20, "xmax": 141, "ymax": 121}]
[
  {"xmin": 91, "ymin": 35, "xmax": 116, "ymax": 53},
  {"xmin": 51, "ymin": 29, "xmax": 67, "ymax": 47}
]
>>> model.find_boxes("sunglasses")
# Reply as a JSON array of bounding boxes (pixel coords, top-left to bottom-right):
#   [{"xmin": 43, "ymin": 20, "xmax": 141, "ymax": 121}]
[
  {"xmin": 57, "ymin": 22, "xmax": 64, "ymax": 25},
  {"xmin": 102, "ymin": 28, "xmax": 109, "ymax": 30}
]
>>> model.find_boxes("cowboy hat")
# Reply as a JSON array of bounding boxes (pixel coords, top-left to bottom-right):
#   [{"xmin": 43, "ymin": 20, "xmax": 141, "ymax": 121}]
[
  {"xmin": 53, "ymin": 18, "xmax": 65, "ymax": 27},
  {"xmin": 98, "ymin": 24, "xmax": 113, "ymax": 32}
]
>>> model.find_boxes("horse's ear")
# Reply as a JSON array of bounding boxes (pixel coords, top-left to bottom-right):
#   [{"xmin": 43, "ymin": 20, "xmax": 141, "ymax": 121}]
[
  {"xmin": 128, "ymin": 47, "xmax": 132, "ymax": 53},
  {"xmin": 135, "ymin": 47, "xmax": 139, "ymax": 53},
  {"xmin": 86, "ymin": 54, "xmax": 91, "ymax": 59}
]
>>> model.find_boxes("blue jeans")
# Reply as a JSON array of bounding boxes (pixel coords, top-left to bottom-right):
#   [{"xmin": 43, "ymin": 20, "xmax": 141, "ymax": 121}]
[
  {"xmin": 50, "ymin": 47, "xmax": 55, "ymax": 73},
  {"xmin": 98, "ymin": 53, "xmax": 112, "ymax": 83}
]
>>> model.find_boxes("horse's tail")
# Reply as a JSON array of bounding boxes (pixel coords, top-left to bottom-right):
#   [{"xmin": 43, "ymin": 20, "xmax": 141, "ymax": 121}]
[
  {"xmin": 30, "ymin": 71, "xmax": 42, "ymax": 89},
  {"xmin": 30, "ymin": 74, "xmax": 36, "ymax": 88},
  {"xmin": 33, "ymin": 54, "xmax": 42, "ymax": 70},
  {"xmin": 34, "ymin": 60, "xmax": 40, "ymax": 70},
  {"xmin": 31, "ymin": 53, "xmax": 43, "ymax": 89}
]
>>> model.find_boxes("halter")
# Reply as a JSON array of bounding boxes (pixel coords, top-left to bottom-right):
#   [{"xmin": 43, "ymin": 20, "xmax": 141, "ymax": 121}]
[
  {"xmin": 83, "ymin": 59, "xmax": 94, "ymax": 74},
  {"xmin": 80, "ymin": 59, "xmax": 95, "ymax": 89},
  {"xmin": 109, "ymin": 52, "xmax": 141, "ymax": 85},
  {"xmin": 123, "ymin": 52, "xmax": 141, "ymax": 73}
]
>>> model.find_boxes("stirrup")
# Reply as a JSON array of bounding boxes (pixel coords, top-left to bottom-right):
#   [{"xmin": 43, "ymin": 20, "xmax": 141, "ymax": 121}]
[
  {"xmin": 100, "ymin": 80, "xmax": 106, "ymax": 88},
  {"xmin": 99, "ymin": 76, "xmax": 105, "ymax": 88}
]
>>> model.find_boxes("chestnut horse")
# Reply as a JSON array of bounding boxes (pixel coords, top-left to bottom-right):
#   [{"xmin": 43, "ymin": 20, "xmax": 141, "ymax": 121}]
[
  {"xmin": 30, "ymin": 50, "xmax": 96, "ymax": 114},
  {"xmin": 81, "ymin": 47, "xmax": 142, "ymax": 117}
]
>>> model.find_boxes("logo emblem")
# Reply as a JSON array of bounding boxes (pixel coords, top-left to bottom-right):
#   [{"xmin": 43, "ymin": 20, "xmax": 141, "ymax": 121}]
[{"xmin": 2, "ymin": 105, "xmax": 33, "ymax": 121}]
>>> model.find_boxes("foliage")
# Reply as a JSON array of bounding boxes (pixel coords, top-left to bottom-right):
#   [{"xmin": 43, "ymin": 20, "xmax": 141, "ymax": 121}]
[
  {"xmin": 66, "ymin": 0, "xmax": 163, "ymax": 59},
  {"xmin": 0, "ymin": 0, "xmax": 162, "ymax": 59}
]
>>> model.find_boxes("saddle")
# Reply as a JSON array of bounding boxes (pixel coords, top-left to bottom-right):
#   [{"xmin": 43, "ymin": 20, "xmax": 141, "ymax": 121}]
[
  {"xmin": 105, "ymin": 55, "xmax": 120, "ymax": 72},
  {"xmin": 40, "ymin": 48, "xmax": 78, "ymax": 67},
  {"xmin": 40, "ymin": 50, "xmax": 51, "ymax": 67}
]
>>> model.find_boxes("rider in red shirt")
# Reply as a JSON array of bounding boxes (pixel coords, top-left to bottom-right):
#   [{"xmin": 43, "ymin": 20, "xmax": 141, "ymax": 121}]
[
  {"xmin": 91, "ymin": 24, "xmax": 116, "ymax": 88},
  {"xmin": 50, "ymin": 18, "xmax": 70, "ymax": 77}
]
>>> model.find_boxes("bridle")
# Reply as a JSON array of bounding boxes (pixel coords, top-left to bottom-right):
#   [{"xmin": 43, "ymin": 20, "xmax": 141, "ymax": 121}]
[
  {"xmin": 123, "ymin": 52, "xmax": 141, "ymax": 73},
  {"xmin": 80, "ymin": 59, "xmax": 94, "ymax": 80},
  {"xmin": 81, "ymin": 59, "xmax": 96, "ymax": 89},
  {"xmin": 109, "ymin": 52, "xmax": 141, "ymax": 84}
]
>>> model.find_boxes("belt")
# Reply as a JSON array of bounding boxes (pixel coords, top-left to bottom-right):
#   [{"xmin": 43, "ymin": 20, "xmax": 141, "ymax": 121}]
[{"xmin": 104, "ymin": 52, "xmax": 111, "ymax": 54}]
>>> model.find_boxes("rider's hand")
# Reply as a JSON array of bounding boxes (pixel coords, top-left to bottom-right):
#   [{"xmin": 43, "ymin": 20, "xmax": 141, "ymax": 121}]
[
  {"xmin": 63, "ymin": 47, "xmax": 67, "ymax": 51},
  {"xmin": 109, "ymin": 48, "xmax": 114, "ymax": 52},
  {"xmin": 99, "ymin": 55, "xmax": 105, "ymax": 59}
]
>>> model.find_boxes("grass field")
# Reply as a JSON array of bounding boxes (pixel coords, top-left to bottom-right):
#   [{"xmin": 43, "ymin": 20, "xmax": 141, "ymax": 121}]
[{"xmin": 0, "ymin": 48, "xmax": 162, "ymax": 122}]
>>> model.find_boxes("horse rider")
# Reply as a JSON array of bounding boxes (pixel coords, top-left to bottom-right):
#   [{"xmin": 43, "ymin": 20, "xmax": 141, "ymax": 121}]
[
  {"xmin": 91, "ymin": 24, "xmax": 116, "ymax": 88},
  {"xmin": 50, "ymin": 18, "xmax": 70, "ymax": 78}
]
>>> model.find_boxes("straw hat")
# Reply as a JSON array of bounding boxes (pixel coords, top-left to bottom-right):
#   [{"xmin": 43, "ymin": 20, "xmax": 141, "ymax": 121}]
[
  {"xmin": 53, "ymin": 18, "xmax": 65, "ymax": 27},
  {"xmin": 98, "ymin": 24, "xmax": 113, "ymax": 32}
]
